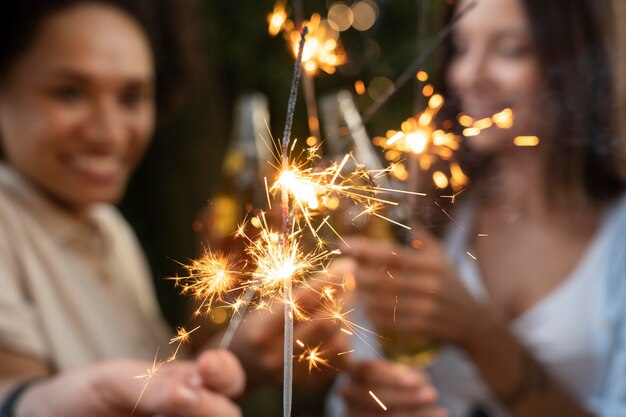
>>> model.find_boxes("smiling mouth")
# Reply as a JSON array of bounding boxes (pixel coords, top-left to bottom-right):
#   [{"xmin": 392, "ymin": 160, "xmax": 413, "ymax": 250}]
[{"xmin": 70, "ymin": 154, "xmax": 125, "ymax": 182}]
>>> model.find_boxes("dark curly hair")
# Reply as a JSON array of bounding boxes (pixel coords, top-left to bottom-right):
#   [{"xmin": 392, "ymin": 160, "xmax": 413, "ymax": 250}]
[{"xmin": 0, "ymin": 0, "xmax": 203, "ymax": 115}]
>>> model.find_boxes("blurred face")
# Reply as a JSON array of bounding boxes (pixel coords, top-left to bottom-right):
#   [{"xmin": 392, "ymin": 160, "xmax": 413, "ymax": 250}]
[
  {"xmin": 0, "ymin": 3, "xmax": 155, "ymax": 211},
  {"xmin": 447, "ymin": 0, "xmax": 548, "ymax": 153}
]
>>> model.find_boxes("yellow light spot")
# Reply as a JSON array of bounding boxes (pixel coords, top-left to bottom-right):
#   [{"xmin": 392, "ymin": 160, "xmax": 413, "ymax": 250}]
[
  {"xmin": 449, "ymin": 161, "xmax": 468, "ymax": 188},
  {"xmin": 406, "ymin": 131, "xmax": 428, "ymax": 154},
  {"xmin": 422, "ymin": 84, "xmax": 434, "ymax": 97},
  {"xmin": 463, "ymin": 127, "xmax": 481, "ymax": 137},
  {"xmin": 306, "ymin": 136, "xmax": 318, "ymax": 147},
  {"xmin": 473, "ymin": 117, "xmax": 493, "ymax": 130},
  {"xmin": 304, "ymin": 61, "xmax": 317, "ymax": 73},
  {"xmin": 276, "ymin": 169, "xmax": 320, "ymax": 209},
  {"xmin": 325, "ymin": 196, "xmax": 340, "ymax": 210},
  {"xmin": 210, "ymin": 307, "xmax": 228, "ymax": 324},
  {"xmin": 416, "ymin": 70, "xmax": 428, "ymax": 82},
  {"xmin": 251, "ymin": 216, "xmax": 262, "ymax": 228},
  {"xmin": 458, "ymin": 114, "xmax": 474, "ymax": 127},
  {"xmin": 418, "ymin": 112, "xmax": 432, "ymax": 126},
  {"xmin": 296, "ymin": 339, "xmax": 305, "ymax": 348},
  {"xmin": 428, "ymin": 94, "xmax": 443, "ymax": 109},
  {"xmin": 267, "ymin": 3, "xmax": 287, "ymax": 36},
  {"xmin": 514, "ymin": 136, "xmax": 540, "ymax": 146},
  {"xmin": 492, "ymin": 108, "xmax": 514, "ymax": 128},
  {"xmin": 433, "ymin": 171, "xmax": 449, "ymax": 189},
  {"xmin": 386, "ymin": 131, "xmax": 404, "ymax": 146},
  {"xmin": 354, "ymin": 79, "xmax": 365, "ymax": 95}
]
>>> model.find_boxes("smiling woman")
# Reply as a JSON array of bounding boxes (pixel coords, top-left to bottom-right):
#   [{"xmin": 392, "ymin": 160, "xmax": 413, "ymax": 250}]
[
  {"xmin": 334, "ymin": 0, "xmax": 626, "ymax": 417},
  {"xmin": 0, "ymin": 3, "xmax": 155, "ymax": 210},
  {"xmin": 0, "ymin": 2, "xmax": 245, "ymax": 417}
]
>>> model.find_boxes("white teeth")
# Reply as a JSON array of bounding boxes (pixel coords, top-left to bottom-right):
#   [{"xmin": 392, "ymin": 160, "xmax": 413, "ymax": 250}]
[{"xmin": 72, "ymin": 155, "xmax": 122, "ymax": 175}]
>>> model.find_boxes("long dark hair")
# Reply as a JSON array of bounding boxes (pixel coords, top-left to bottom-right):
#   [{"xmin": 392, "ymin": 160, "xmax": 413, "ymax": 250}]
[
  {"xmin": 0, "ymin": 0, "xmax": 203, "ymax": 116},
  {"xmin": 438, "ymin": 0, "xmax": 625, "ymax": 205}
]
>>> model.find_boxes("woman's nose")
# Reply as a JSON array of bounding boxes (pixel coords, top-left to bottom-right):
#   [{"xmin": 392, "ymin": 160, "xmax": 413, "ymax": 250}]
[
  {"xmin": 84, "ymin": 98, "xmax": 126, "ymax": 149},
  {"xmin": 449, "ymin": 48, "xmax": 489, "ymax": 92}
]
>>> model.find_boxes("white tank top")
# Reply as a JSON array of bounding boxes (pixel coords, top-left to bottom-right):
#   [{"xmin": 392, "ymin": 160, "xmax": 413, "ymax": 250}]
[{"xmin": 433, "ymin": 196, "xmax": 625, "ymax": 417}]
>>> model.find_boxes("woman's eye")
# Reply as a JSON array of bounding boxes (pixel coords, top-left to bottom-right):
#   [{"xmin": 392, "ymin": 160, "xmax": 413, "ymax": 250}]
[
  {"xmin": 120, "ymin": 88, "xmax": 152, "ymax": 109},
  {"xmin": 50, "ymin": 85, "xmax": 84, "ymax": 102},
  {"xmin": 451, "ymin": 41, "xmax": 469, "ymax": 57},
  {"xmin": 496, "ymin": 40, "xmax": 530, "ymax": 58}
]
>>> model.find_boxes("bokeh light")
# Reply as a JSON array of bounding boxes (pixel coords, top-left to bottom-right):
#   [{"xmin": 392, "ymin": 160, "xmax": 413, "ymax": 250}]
[{"xmin": 351, "ymin": 0, "xmax": 378, "ymax": 31}]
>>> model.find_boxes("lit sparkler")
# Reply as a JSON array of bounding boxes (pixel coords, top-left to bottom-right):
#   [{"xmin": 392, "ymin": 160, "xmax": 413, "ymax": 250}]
[
  {"xmin": 168, "ymin": 325, "xmax": 200, "ymax": 362},
  {"xmin": 374, "ymin": 91, "xmax": 469, "ymax": 192},
  {"xmin": 375, "ymin": 84, "xmax": 517, "ymax": 192},
  {"xmin": 298, "ymin": 343, "xmax": 331, "ymax": 373},
  {"xmin": 131, "ymin": 349, "xmax": 164, "ymax": 417},
  {"xmin": 267, "ymin": 147, "xmax": 416, "ymax": 238},
  {"xmin": 267, "ymin": 4, "xmax": 346, "ymax": 76},
  {"xmin": 234, "ymin": 213, "xmax": 341, "ymax": 302},
  {"xmin": 169, "ymin": 251, "xmax": 242, "ymax": 316},
  {"xmin": 286, "ymin": 13, "xmax": 345, "ymax": 75}
]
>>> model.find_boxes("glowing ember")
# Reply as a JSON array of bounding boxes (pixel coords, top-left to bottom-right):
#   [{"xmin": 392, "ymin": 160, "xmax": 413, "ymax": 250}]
[
  {"xmin": 131, "ymin": 349, "xmax": 164, "ymax": 417},
  {"xmin": 168, "ymin": 325, "xmax": 200, "ymax": 362},
  {"xmin": 514, "ymin": 136, "xmax": 540, "ymax": 146},
  {"xmin": 298, "ymin": 344, "xmax": 331, "ymax": 373},
  {"xmin": 369, "ymin": 390, "xmax": 388, "ymax": 411}
]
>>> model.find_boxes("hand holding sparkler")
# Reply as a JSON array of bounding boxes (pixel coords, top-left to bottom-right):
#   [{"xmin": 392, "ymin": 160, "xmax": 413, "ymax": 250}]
[
  {"xmin": 343, "ymin": 234, "xmax": 494, "ymax": 357},
  {"xmin": 15, "ymin": 350, "xmax": 244, "ymax": 417},
  {"xmin": 340, "ymin": 358, "xmax": 448, "ymax": 417}
]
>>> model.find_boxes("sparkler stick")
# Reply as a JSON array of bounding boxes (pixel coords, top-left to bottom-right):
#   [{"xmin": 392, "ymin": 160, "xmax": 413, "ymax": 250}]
[
  {"xmin": 218, "ymin": 286, "xmax": 257, "ymax": 349},
  {"xmin": 391, "ymin": 0, "xmax": 433, "ymax": 364},
  {"xmin": 406, "ymin": 0, "xmax": 431, "ymax": 228},
  {"xmin": 281, "ymin": 26, "xmax": 308, "ymax": 417},
  {"xmin": 293, "ymin": 0, "xmax": 321, "ymax": 143},
  {"xmin": 361, "ymin": 0, "xmax": 477, "ymax": 125}
]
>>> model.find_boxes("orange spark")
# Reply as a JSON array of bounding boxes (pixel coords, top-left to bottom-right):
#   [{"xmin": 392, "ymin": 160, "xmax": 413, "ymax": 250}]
[
  {"xmin": 369, "ymin": 390, "xmax": 388, "ymax": 411},
  {"xmin": 168, "ymin": 325, "xmax": 200, "ymax": 362},
  {"xmin": 298, "ymin": 344, "xmax": 331, "ymax": 373}
]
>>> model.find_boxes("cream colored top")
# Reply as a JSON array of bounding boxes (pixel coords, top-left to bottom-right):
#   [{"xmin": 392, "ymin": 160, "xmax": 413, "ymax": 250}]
[{"xmin": 0, "ymin": 163, "xmax": 171, "ymax": 370}]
